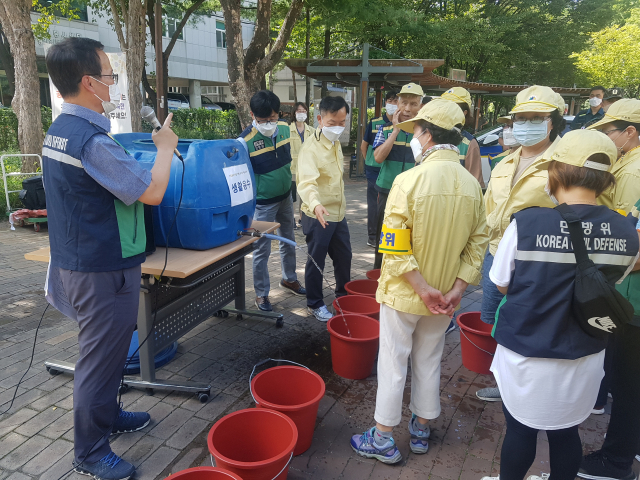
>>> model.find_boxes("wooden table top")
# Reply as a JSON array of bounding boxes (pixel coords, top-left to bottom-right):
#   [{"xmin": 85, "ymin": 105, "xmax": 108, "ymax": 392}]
[{"xmin": 24, "ymin": 220, "xmax": 280, "ymax": 279}]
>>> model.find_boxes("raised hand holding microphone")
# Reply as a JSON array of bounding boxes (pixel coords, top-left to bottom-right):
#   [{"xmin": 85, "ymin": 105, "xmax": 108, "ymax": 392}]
[{"xmin": 138, "ymin": 111, "xmax": 180, "ymax": 205}]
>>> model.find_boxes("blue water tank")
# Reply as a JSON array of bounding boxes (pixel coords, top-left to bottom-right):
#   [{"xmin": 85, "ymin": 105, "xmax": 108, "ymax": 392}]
[{"xmin": 113, "ymin": 133, "xmax": 256, "ymax": 250}]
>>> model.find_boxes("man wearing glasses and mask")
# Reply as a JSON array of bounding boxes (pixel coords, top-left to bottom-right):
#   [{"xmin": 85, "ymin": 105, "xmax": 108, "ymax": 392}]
[
  {"xmin": 571, "ymin": 86, "xmax": 606, "ymax": 130},
  {"xmin": 238, "ymin": 90, "xmax": 306, "ymax": 313},
  {"xmin": 44, "ymin": 38, "xmax": 178, "ymax": 479}
]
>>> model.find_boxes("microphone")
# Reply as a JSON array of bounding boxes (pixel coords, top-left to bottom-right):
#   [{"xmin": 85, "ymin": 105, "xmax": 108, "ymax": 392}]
[{"xmin": 140, "ymin": 106, "xmax": 184, "ymax": 161}]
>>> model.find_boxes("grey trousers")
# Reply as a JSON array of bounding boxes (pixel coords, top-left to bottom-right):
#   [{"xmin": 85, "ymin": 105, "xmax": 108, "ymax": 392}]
[
  {"xmin": 59, "ymin": 265, "xmax": 141, "ymax": 464},
  {"xmin": 252, "ymin": 196, "xmax": 298, "ymax": 297}
]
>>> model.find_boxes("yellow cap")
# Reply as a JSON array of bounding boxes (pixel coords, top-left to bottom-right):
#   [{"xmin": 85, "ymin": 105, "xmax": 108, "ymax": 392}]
[
  {"xmin": 441, "ymin": 87, "xmax": 472, "ymax": 108},
  {"xmin": 510, "ymin": 85, "xmax": 565, "ymax": 114},
  {"xmin": 497, "ymin": 115, "xmax": 512, "ymax": 125},
  {"xmin": 550, "ymin": 129, "xmax": 617, "ymax": 171},
  {"xmin": 398, "ymin": 83, "xmax": 424, "ymax": 97},
  {"xmin": 587, "ymin": 98, "xmax": 640, "ymax": 131},
  {"xmin": 397, "ymin": 98, "xmax": 466, "ymax": 133}
]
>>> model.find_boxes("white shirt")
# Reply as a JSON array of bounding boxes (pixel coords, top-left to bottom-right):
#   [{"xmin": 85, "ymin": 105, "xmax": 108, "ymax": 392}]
[{"xmin": 489, "ymin": 219, "xmax": 604, "ymax": 429}]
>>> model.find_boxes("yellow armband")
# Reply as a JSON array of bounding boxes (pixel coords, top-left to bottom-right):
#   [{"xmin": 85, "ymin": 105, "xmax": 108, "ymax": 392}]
[{"xmin": 378, "ymin": 224, "xmax": 412, "ymax": 255}]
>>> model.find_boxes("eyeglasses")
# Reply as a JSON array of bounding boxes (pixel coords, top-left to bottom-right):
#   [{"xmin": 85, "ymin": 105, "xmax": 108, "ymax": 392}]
[
  {"xmin": 512, "ymin": 115, "xmax": 551, "ymax": 125},
  {"xmin": 254, "ymin": 118, "xmax": 278, "ymax": 125},
  {"xmin": 602, "ymin": 128, "xmax": 623, "ymax": 137},
  {"xmin": 89, "ymin": 74, "xmax": 119, "ymax": 85}
]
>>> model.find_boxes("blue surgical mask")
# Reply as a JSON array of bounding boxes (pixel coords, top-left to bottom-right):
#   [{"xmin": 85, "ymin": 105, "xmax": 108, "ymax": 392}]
[{"xmin": 512, "ymin": 120, "xmax": 549, "ymax": 147}]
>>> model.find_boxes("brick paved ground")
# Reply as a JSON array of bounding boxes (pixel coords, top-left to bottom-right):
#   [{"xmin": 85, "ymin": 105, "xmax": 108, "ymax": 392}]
[{"xmin": 0, "ymin": 168, "xmax": 617, "ymax": 480}]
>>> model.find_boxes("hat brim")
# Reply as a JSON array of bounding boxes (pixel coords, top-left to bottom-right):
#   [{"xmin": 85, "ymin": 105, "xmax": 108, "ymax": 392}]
[
  {"xmin": 397, "ymin": 119, "xmax": 416, "ymax": 134},
  {"xmin": 586, "ymin": 116, "xmax": 616, "ymax": 130},
  {"xmin": 509, "ymin": 103, "xmax": 558, "ymax": 114},
  {"xmin": 497, "ymin": 116, "xmax": 512, "ymax": 124}
]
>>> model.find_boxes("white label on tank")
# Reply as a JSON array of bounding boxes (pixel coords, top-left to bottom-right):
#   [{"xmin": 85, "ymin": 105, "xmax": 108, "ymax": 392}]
[{"xmin": 223, "ymin": 164, "xmax": 254, "ymax": 206}]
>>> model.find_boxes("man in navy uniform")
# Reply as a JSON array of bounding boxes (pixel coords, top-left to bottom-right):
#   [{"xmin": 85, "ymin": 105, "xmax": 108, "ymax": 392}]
[
  {"xmin": 571, "ymin": 86, "xmax": 606, "ymax": 130},
  {"xmin": 44, "ymin": 38, "xmax": 178, "ymax": 480}
]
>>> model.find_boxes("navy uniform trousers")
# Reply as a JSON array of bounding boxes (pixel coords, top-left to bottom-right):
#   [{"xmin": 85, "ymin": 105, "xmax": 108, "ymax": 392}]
[
  {"xmin": 301, "ymin": 213, "xmax": 352, "ymax": 309},
  {"xmin": 59, "ymin": 265, "xmax": 141, "ymax": 464}
]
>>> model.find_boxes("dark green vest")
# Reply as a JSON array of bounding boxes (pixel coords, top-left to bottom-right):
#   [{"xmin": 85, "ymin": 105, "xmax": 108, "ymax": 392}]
[
  {"xmin": 374, "ymin": 125, "xmax": 414, "ymax": 193},
  {"xmin": 240, "ymin": 121, "xmax": 292, "ymax": 204},
  {"xmin": 365, "ymin": 116, "xmax": 387, "ymax": 169}
]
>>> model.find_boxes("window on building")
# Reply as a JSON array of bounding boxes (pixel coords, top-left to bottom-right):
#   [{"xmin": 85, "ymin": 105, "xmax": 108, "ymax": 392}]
[
  {"xmin": 163, "ymin": 15, "xmax": 183, "ymax": 40},
  {"xmin": 216, "ymin": 21, "xmax": 226, "ymax": 49},
  {"xmin": 289, "ymin": 87, "xmax": 295, "ymax": 101}
]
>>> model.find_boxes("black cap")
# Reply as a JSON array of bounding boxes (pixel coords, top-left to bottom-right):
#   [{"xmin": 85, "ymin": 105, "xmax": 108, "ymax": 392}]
[{"xmin": 604, "ymin": 88, "xmax": 624, "ymax": 100}]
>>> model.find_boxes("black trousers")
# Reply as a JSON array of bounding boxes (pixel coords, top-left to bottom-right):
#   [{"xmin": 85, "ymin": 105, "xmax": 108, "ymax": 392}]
[
  {"xmin": 301, "ymin": 213, "xmax": 352, "ymax": 309},
  {"xmin": 500, "ymin": 405, "xmax": 582, "ymax": 480},
  {"xmin": 59, "ymin": 265, "xmax": 141, "ymax": 464},
  {"xmin": 366, "ymin": 177, "xmax": 378, "ymax": 243},
  {"xmin": 373, "ymin": 191, "xmax": 389, "ymax": 270},
  {"xmin": 600, "ymin": 322, "xmax": 640, "ymax": 469},
  {"xmin": 595, "ymin": 337, "xmax": 614, "ymax": 407}
]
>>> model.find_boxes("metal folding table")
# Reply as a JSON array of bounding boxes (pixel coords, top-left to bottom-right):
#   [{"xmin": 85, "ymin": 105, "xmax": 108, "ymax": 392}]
[{"xmin": 25, "ymin": 220, "xmax": 281, "ymax": 402}]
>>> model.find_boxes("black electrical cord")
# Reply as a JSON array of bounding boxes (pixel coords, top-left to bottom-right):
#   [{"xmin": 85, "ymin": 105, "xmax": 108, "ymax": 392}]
[
  {"xmin": 55, "ymin": 156, "xmax": 185, "ymax": 480},
  {"xmin": 0, "ymin": 304, "xmax": 49, "ymax": 416}
]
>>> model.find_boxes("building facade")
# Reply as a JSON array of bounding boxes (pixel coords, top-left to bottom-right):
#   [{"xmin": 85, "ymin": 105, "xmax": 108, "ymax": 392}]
[{"xmin": 31, "ymin": 6, "xmax": 255, "ymax": 108}]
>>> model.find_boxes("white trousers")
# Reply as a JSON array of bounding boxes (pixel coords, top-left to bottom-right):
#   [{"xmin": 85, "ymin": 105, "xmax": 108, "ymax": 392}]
[{"xmin": 374, "ymin": 303, "xmax": 451, "ymax": 427}]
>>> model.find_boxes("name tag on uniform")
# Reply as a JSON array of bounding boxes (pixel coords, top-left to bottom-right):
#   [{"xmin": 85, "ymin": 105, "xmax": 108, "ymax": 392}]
[
  {"xmin": 253, "ymin": 139, "xmax": 265, "ymax": 151},
  {"xmin": 378, "ymin": 224, "xmax": 412, "ymax": 255}
]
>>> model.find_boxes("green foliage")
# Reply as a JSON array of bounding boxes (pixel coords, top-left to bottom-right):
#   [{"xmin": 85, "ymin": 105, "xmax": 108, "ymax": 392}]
[
  {"xmin": 32, "ymin": 0, "xmax": 82, "ymax": 40},
  {"xmin": 167, "ymin": 109, "xmax": 242, "ymax": 140},
  {"xmin": 0, "ymin": 152, "xmax": 25, "ymax": 212},
  {"xmin": 571, "ymin": 17, "xmax": 640, "ymax": 97},
  {"xmin": 0, "ymin": 107, "xmax": 52, "ymax": 152}
]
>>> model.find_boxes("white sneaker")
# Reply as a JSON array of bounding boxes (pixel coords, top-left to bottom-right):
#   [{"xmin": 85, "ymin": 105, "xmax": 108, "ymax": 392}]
[
  {"xmin": 308, "ymin": 305, "xmax": 332, "ymax": 322},
  {"xmin": 481, "ymin": 476, "xmax": 499, "ymax": 480},
  {"xmin": 591, "ymin": 407, "xmax": 605, "ymax": 415},
  {"xmin": 635, "ymin": 455, "xmax": 640, "ymax": 462},
  {"xmin": 526, "ymin": 474, "xmax": 549, "ymax": 480}
]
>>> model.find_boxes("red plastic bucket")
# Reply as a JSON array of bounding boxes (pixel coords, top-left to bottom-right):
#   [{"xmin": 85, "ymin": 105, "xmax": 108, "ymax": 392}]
[
  {"xmin": 366, "ymin": 269, "xmax": 380, "ymax": 281},
  {"xmin": 333, "ymin": 295, "xmax": 380, "ymax": 320},
  {"xmin": 456, "ymin": 312, "xmax": 497, "ymax": 375},
  {"xmin": 165, "ymin": 467, "xmax": 243, "ymax": 480},
  {"xmin": 327, "ymin": 314, "xmax": 379, "ymax": 380},
  {"xmin": 207, "ymin": 409, "xmax": 297, "ymax": 480},
  {"xmin": 251, "ymin": 366, "xmax": 325, "ymax": 456},
  {"xmin": 344, "ymin": 279, "xmax": 378, "ymax": 298}
]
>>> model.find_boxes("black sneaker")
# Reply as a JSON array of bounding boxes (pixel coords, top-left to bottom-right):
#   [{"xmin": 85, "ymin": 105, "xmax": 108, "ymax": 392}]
[
  {"xmin": 74, "ymin": 452, "xmax": 135, "ymax": 480},
  {"xmin": 112, "ymin": 406, "xmax": 150, "ymax": 434},
  {"xmin": 255, "ymin": 296, "xmax": 273, "ymax": 312},
  {"xmin": 578, "ymin": 452, "xmax": 637, "ymax": 480}
]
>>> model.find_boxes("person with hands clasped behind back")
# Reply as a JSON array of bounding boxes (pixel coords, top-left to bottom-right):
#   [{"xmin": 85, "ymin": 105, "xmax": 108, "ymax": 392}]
[
  {"xmin": 350, "ymin": 99, "xmax": 488, "ymax": 465},
  {"xmin": 481, "ymin": 129, "xmax": 639, "ymax": 480},
  {"xmin": 297, "ymin": 96, "xmax": 352, "ymax": 322}
]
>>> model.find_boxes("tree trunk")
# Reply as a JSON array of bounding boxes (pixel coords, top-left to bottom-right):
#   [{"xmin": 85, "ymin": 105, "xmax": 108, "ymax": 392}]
[
  {"xmin": 304, "ymin": 5, "xmax": 310, "ymax": 121},
  {"xmin": 320, "ymin": 27, "xmax": 331, "ymax": 99},
  {"xmin": 220, "ymin": 0, "xmax": 303, "ymax": 129},
  {"xmin": 291, "ymin": 69, "xmax": 297, "ymax": 104},
  {"xmin": 0, "ymin": 0, "xmax": 43, "ymax": 172},
  {"xmin": 107, "ymin": 0, "xmax": 146, "ymax": 132}
]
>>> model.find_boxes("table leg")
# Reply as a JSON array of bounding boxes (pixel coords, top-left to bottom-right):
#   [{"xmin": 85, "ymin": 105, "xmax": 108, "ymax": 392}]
[
  {"xmin": 137, "ymin": 279, "xmax": 156, "ymax": 383},
  {"xmin": 235, "ymin": 256, "xmax": 246, "ymax": 310}
]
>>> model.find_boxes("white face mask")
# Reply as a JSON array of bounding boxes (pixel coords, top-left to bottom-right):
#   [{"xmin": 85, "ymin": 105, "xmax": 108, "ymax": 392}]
[
  {"xmin": 589, "ymin": 97, "xmax": 603, "ymax": 108},
  {"xmin": 93, "ymin": 77, "xmax": 121, "ymax": 116},
  {"xmin": 512, "ymin": 120, "xmax": 549, "ymax": 147},
  {"xmin": 322, "ymin": 125, "xmax": 345, "ymax": 143},
  {"xmin": 385, "ymin": 103, "xmax": 398, "ymax": 115},
  {"xmin": 502, "ymin": 127, "xmax": 519, "ymax": 147},
  {"xmin": 544, "ymin": 181, "xmax": 560, "ymax": 206},
  {"xmin": 253, "ymin": 120, "xmax": 278, "ymax": 137},
  {"xmin": 295, "ymin": 112, "xmax": 307, "ymax": 122},
  {"xmin": 409, "ymin": 130, "xmax": 428, "ymax": 161}
]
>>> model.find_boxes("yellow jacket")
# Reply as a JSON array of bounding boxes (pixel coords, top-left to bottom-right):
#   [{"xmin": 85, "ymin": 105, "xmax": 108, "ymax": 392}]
[
  {"xmin": 376, "ymin": 149, "xmax": 489, "ymax": 316},
  {"xmin": 289, "ymin": 122, "xmax": 315, "ymax": 176},
  {"xmin": 298, "ymin": 128, "xmax": 346, "ymax": 222},
  {"xmin": 598, "ymin": 147, "xmax": 640, "ymax": 214},
  {"xmin": 484, "ymin": 140, "xmax": 558, "ymax": 255}
]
